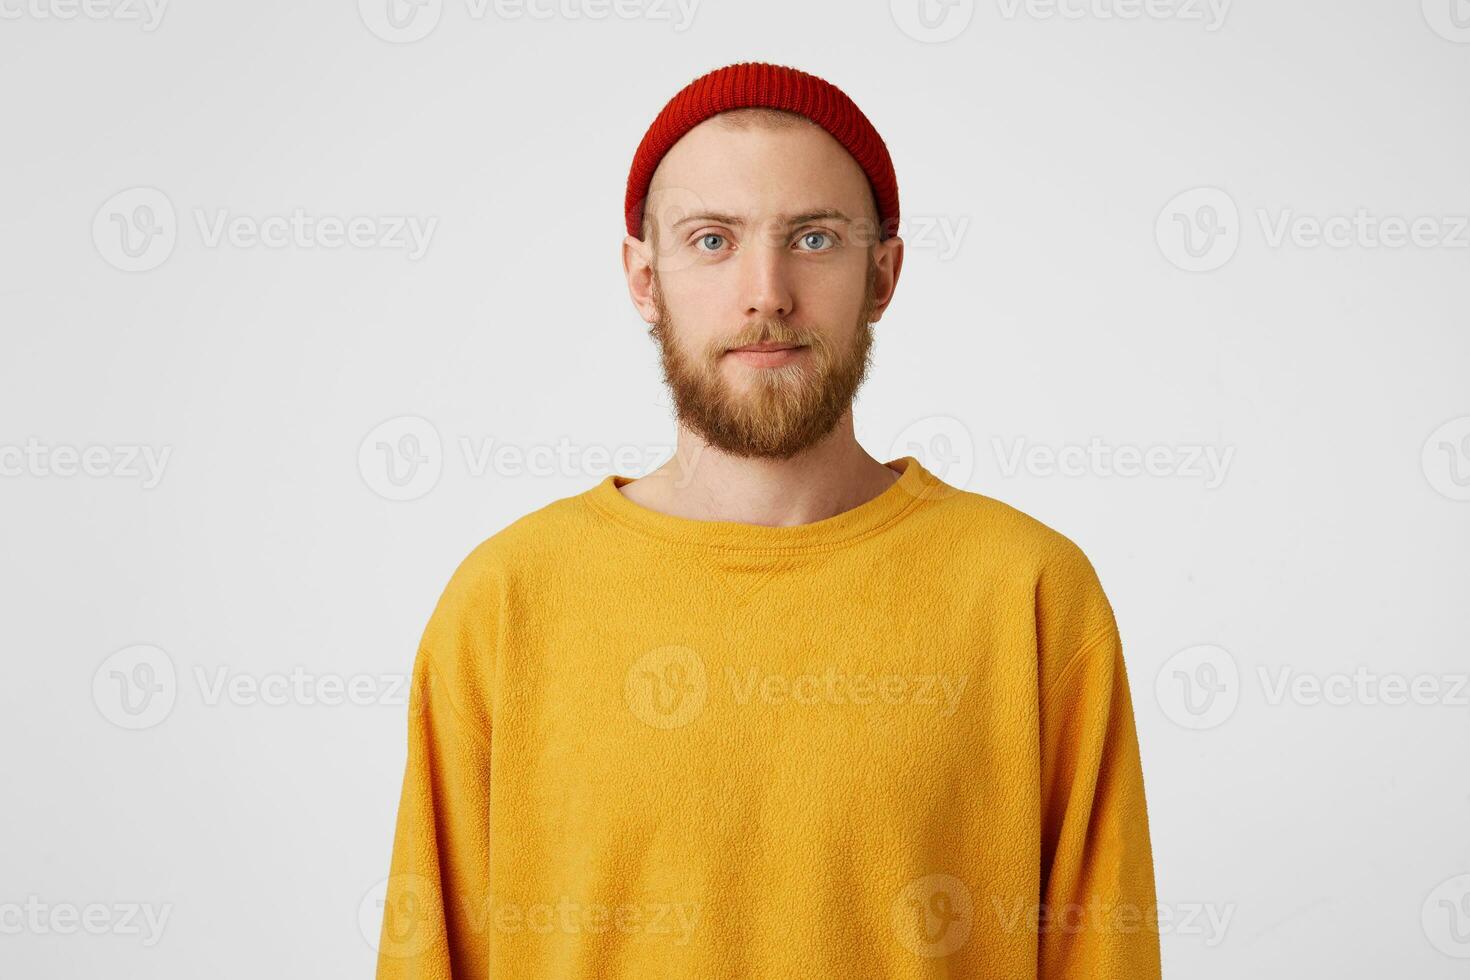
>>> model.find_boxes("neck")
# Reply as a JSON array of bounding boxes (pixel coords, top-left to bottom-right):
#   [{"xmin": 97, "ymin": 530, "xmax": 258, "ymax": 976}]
[{"xmin": 618, "ymin": 412, "xmax": 902, "ymax": 527}]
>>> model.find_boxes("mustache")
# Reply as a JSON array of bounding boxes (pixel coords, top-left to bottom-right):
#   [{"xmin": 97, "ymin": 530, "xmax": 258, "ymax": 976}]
[{"xmin": 722, "ymin": 319, "xmax": 812, "ymax": 350}]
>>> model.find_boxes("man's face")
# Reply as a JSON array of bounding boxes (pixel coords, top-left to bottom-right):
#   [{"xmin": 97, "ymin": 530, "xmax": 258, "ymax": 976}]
[{"xmin": 638, "ymin": 114, "xmax": 892, "ymax": 460}]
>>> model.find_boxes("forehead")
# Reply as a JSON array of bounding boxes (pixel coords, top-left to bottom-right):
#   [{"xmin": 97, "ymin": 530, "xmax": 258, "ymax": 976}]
[{"xmin": 647, "ymin": 113, "xmax": 874, "ymax": 224}]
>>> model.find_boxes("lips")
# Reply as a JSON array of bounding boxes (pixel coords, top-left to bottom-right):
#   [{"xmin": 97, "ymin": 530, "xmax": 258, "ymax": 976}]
[{"xmin": 729, "ymin": 342, "xmax": 805, "ymax": 353}]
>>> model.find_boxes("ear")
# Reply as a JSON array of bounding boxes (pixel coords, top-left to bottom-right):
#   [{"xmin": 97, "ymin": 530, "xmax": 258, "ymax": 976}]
[
  {"xmin": 867, "ymin": 235, "xmax": 905, "ymax": 324},
  {"xmin": 622, "ymin": 234, "xmax": 658, "ymax": 324}
]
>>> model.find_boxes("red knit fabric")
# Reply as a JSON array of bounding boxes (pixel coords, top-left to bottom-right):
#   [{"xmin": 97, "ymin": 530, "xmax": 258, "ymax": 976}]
[{"xmin": 624, "ymin": 62, "xmax": 900, "ymax": 241}]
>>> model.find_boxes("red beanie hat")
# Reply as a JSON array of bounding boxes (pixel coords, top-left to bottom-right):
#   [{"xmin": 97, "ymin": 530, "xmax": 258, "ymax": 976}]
[{"xmin": 624, "ymin": 61, "xmax": 900, "ymax": 242}]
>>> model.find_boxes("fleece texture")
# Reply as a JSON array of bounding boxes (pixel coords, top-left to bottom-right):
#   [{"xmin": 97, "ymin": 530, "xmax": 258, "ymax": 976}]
[{"xmin": 375, "ymin": 454, "xmax": 1162, "ymax": 979}]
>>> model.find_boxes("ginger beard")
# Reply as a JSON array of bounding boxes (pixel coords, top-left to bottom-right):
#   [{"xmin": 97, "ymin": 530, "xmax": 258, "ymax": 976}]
[{"xmin": 648, "ymin": 254, "xmax": 880, "ymax": 460}]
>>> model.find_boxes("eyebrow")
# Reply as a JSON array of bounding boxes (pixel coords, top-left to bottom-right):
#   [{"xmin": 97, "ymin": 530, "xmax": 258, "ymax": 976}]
[{"xmin": 672, "ymin": 208, "xmax": 854, "ymax": 230}]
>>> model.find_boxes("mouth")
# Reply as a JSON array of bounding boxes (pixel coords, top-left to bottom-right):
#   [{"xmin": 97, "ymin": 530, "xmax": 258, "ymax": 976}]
[
  {"xmin": 727, "ymin": 342, "xmax": 805, "ymax": 353},
  {"xmin": 724, "ymin": 342, "xmax": 808, "ymax": 368}
]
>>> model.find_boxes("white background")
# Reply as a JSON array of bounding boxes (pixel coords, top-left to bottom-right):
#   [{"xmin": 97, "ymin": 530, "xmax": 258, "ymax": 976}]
[{"xmin": 2, "ymin": 0, "xmax": 1468, "ymax": 976}]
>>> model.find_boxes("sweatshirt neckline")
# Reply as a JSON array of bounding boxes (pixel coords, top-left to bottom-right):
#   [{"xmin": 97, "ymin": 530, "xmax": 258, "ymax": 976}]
[{"xmin": 582, "ymin": 455, "xmax": 937, "ymax": 555}]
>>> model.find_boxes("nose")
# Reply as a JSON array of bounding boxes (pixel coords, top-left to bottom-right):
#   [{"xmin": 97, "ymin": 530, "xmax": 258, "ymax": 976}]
[{"xmin": 741, "ymin": 231, "xmax": 794, "ymax": 322}]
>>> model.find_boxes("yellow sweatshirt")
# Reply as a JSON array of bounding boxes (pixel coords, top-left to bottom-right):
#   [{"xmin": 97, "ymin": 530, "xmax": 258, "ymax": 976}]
[{"xmin": 375, "ymin": 454, "xmax": 1162, "ymax": 979}]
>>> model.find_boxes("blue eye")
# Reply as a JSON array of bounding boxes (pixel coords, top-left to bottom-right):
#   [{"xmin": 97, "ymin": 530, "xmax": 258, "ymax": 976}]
[
  {"xmin": 799, "ymin": 231, "xmax": 834, "ymax": 251},
  {"xmin": 695, "ymin": 233, "xmax": 726, "ymax": 252}
]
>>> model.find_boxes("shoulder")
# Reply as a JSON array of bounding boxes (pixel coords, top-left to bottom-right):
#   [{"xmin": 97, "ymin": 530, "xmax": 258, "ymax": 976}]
[
  {"xmin": 915, "ymin": 484, "xmax": 1118, "ymax": 670},
  {"xmin": 434, "ymin": 489, "xmax": 592, "ymax": 603},
  {"xmin": 429, "ymin": 481, "xmax": 611, "ymax": 608},
  {"xmin": 916, "ymin": 484, "xmax": 1106, "ymax": 594}
]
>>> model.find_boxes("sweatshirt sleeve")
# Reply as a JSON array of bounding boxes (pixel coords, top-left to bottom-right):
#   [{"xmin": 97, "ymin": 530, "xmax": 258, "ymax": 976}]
[
  {"xmin": 375, "ymin": 555, "xmax": 497, "ymax": 980},
  {"xmin": 1037, "ymin": 619, "xmax": 1162, "ymax": 979}
]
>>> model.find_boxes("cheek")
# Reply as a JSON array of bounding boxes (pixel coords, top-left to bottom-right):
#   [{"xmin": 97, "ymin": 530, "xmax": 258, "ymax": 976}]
[
  {"xmin": 803, "ymin": 255, "xmax": 870, "ymax": 308},
  {"xmin": 658, "ymin": 297, "xmax": 720, "ymax": 357},
  {"xmin": 659, "ymin": 273, "xmax": 732, "ymax": 336},
  {"xmin": 805, "ymin": 276, "xmax": 868, "ymax": 328}
]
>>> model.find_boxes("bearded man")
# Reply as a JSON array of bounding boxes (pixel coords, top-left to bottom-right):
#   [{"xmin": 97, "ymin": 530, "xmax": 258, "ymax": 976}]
[{"xmin": 376, "ymin": 61, "xmax": 1162, "ymax": 980}]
